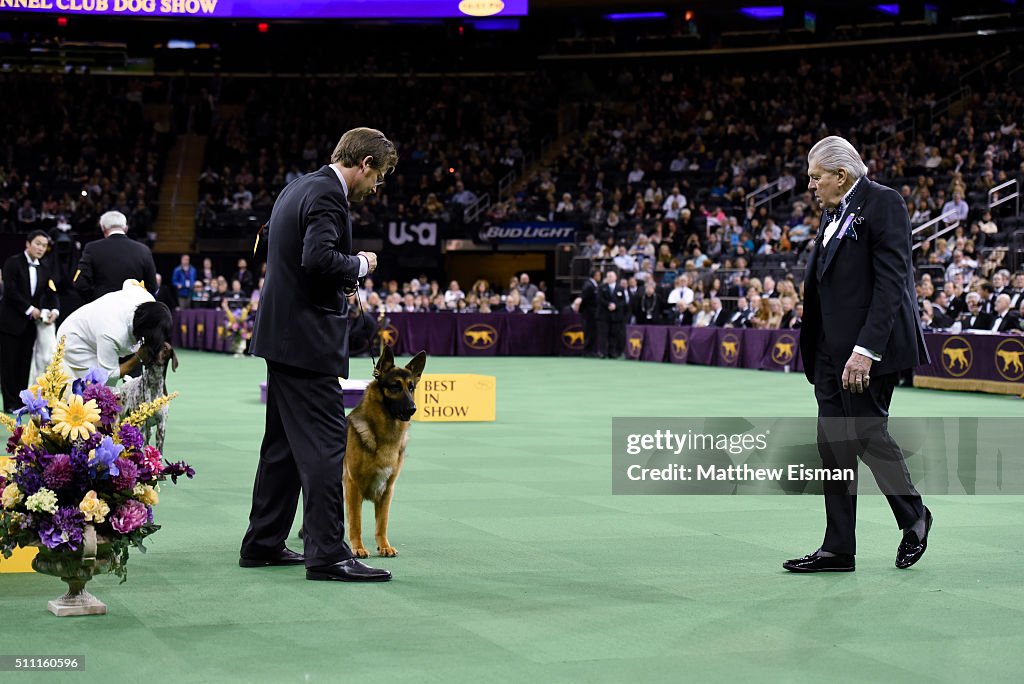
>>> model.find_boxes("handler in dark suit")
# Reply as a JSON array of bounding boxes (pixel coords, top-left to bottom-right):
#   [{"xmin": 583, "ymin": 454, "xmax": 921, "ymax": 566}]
[
  {"xmin": 74, "ymin": 211, "xmax": 158, "ymax": 301},
  {"xmin": 241, "ymin": 127, "xmax": 396, "ymax": 583},
  {"xmin": 785, "ymin": 136, "xmax": 932, "ymax": 573},
  {"xmin": 0, "ymin": 230, "xmax": 60, "ymax": 412},
  {"xmin": 579, "ymin": 268, "xmax": 602, "ymax": 357},
  {"xmin": 600, "ymin": 271, "xmax": 629, "ymax": 358}
]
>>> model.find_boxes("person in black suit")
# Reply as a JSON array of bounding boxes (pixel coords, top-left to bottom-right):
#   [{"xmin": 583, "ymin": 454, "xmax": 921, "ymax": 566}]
[
  {"xmin": 579, "ymin": 268, "xmax": 602, "ymax": 357},
  {"xmin": 74, "ymin": 211, "xmax": 158, "ymax": 301},
  {"xmin": 723, "ymin": 296, "xmax": 753, "ymax": 328},
  {"xmin": 633, "ymin": 278, "xmax": 664, "ymax": 325},
  {"xmin": 987, "ymin": 294, "xmax": 1020, "ymax": 333},
  {"xmin": 786, "ymin": 136, "xmax": 932, "ymax": 574},
  {"xmin": 0, "ymin": 230, "xmax": 60, "ymax": 412},
  {"xmin": 599, "ymin": 271, "xmax": 629, "ymax": 358},
  {"xmin": 241, "ymin": 127, "xmax": 396, "ymax": 583},
  {"xmin": 960, "ymin": 293, "xmax": 993, "ymax": 331}
]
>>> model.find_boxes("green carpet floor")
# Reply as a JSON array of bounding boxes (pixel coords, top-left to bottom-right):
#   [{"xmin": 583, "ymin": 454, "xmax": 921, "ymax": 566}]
[{"xmin": 3, "ymin": 351, "xmax": 1023, "ymax": 683}]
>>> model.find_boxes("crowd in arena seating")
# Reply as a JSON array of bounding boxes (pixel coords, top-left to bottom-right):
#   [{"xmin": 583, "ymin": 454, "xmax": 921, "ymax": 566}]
[
  {"xmin": 501, "ymin": 45, "xmax": 1024, "ymax": 344},
  {"xmin": 196, "ymin": 75, "xmax": 556, "ymax": 238},
  {"xmin": 0, "ymin": 73, "xmax": 170, "ymax": 244}
]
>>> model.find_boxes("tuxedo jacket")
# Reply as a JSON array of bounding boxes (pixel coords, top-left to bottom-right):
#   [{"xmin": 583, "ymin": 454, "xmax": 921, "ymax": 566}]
[
  {"xmin": 599, "ymin": 283, "xmax": 630, "ymax": 322},
  {"xmin": 249, "ymin": 166, "xmax": 361, "ymax": 377},
  {"xmin": 0, "ymin": 253, "xmax": 59, "ymax": 336},
  {"xmin": 989, "ymin": 311, "xmax": 1021, "ymax": 333},
  {"xmin": 74, "ymin": 233, "xmax": 157, "ymax": 301},
  {"xmin": 801, "ymin": 178, "xmax": 929, "ymax": 385},
  {"xmin": 579, "ymin": 278, "xmax": 600, "ymax": 319}
]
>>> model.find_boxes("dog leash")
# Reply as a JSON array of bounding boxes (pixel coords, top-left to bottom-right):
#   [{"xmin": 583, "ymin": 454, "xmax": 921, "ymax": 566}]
[{"xmin": 345, "ymin": 280, "xmax": 383, "ymax": 377}]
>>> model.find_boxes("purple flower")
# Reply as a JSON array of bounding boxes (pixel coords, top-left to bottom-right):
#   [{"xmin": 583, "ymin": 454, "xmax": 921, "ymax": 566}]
[
  {"xmin": 161, "ymin": 460, "xmax": 195, "ymax": 484},
  {"xmin": 38, "ymin": 507, "xmax": 85, "ymax": 551},
  {"xmin": 14, "ymin": 389, "xmax": 50, "ymax": 424},
  {"xmin": 110, "ymin": 499, "xmax": 148, "ymax": 534},
  {"xmin": 89, "ymin": 436, "xmax": 123, "ymax": 479},
  {"xmin": 83, "ymin": 384, "xmax": 121, "ymax": 426},
  {"xmin": 14, "ymin": 468, "xmax": 43, "ymax": 497},
  {"xmin": 43, "ymin": 454, "xmax": 74, "ymax": 490},
  {"xmin": 84, "ymin": 368, "xmax": 110, "ymax": 386},
  {"xmin": 112, "ymin": 458, "xmax": 139, "ymax": 492},
  {"xmin": 117, "ymin": 424, "xmax": 144, "ymax": 452},
  {"xmin": 7, "ymin": 427, "xmax": 23, "ymax": 454}
]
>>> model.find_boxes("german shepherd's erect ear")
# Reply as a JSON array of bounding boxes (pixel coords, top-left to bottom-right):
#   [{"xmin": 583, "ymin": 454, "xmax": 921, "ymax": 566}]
[
  {"xmin": 405, "ymin": 350, "xmax": 427, "ymax": 380},
  {"xmin": 374, "ymin": 345, "xmax": 396, "ymax": 379}
]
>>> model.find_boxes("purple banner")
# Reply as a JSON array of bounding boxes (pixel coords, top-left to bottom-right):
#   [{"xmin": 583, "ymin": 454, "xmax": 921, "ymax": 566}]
[
  {"xmin": 914, "ymin": 332, "xmax": 1024, "ymax": 395},
  {"xmin": 0, "ymin": 0, "xmax": 528, "ymax": 20},
  {"xmin": 667, "ymin": 327, "xmax": 691, "ymax": 365},
  {"xmin": 170, "ymin": 309, "xmax": 1015, "ymax": 394},
  {"xmin": 686, "ymin": 327, "xmax": 718, "ymax": 366}
]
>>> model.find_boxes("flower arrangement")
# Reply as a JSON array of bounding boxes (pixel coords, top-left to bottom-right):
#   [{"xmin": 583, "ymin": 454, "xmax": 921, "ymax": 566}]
[
  {"xmin": 219, "ymin": 302, "xmax": 254, "ymax": 354},
  {"xmin": 0, "ymin": 339, "xmax": 193, "ymax": 583}
]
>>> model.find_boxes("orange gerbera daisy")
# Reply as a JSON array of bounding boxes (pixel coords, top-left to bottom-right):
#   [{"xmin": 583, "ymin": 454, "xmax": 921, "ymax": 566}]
[{"xmin": 51, "ymin": 394, "xmax": 101, "ymax": 441}]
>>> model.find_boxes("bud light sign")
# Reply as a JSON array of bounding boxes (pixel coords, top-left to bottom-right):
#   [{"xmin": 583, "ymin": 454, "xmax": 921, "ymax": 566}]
[{"xmin": 480, "ymin": 223, "xmax": 577, "ymax": 244}]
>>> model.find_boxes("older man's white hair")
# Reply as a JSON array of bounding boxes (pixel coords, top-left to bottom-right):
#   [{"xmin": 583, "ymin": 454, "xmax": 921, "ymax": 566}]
[
  {"xmin": 808, "ymin": 135, "xmax": 869, "ymax": 180},
  {"xmin": 99, "ymin": 210, "xmax": 128, "ymax": 232}
]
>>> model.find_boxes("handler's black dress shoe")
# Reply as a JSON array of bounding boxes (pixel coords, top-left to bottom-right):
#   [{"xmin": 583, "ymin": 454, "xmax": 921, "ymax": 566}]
[
  {"xmin": 783, "ymin": 551, "xmax": 855, "ymax": 573},
  {"xmin": 896, "ymin": 507, "xmax": 933, "ymax": 569},
  {"xmin": 306, "ymin": 559, "xmax": 392, "ymax": 582},
  {"xmin": 239, "ymin": 546, "xmax": 305, "ymax": 567}
]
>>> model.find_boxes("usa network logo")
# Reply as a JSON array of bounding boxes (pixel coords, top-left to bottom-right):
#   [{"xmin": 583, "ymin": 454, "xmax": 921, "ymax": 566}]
[{"xmin": 480, "ymin": 222, "xmax": 577, "ymax": 244}]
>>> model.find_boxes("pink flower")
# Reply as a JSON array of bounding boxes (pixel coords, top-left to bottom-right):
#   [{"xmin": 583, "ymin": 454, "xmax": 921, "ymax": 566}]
[
  {"xmin": 141, "ymin": 446, "xmax": 163, "ymax": 478},
  {"xmin": 110, "ymin": 499, "xmax": 148, "ymax": 534}
]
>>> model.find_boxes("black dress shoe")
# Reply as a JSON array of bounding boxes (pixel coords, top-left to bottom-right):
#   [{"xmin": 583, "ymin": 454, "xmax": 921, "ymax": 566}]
[
  {"xmin": 306, "ymin": 558, "xmax": 392, "ymax": 582},
  {"xmin": 239, "ymin": 546, "xmax": 305, "ymax": 567},
  {"xmin": 896, "ymin": 507, "xmax": 933, "ymax": 569},
  {"xmin": 783, "ymin": 551, "xmax": 855, "ymax": 573}
]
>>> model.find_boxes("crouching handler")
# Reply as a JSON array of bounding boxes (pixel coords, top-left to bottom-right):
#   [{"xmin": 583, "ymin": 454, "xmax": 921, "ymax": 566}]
[{"xmin": 56, "ymin": 279, "xmax": 173, "ymax": 385}]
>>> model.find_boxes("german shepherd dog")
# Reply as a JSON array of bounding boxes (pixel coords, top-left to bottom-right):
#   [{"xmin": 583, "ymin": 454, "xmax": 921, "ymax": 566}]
[{"xmin": 344, "ymin": 347, "xmax": 427, "ymax": 558}]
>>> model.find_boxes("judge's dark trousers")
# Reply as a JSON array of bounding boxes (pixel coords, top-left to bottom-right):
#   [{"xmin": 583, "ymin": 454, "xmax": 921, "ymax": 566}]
[
  {"xmin": 813, "ymin": 344, "xmax": 925, "ymax": 555},
  {"xmin": 241, "ymin": 360, "xmax": 355, "ymax": 567}
]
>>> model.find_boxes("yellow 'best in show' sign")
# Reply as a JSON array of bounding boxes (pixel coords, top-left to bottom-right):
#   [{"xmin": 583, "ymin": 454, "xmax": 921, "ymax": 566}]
[{"xmin": 413, "ymin": 374, "xmax": 495, "ymax": 422}]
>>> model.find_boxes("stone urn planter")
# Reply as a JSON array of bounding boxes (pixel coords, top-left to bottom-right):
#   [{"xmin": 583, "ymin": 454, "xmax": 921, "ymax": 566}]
[{"xmin": 31, "ymin": 525, "xmax": 117, "ymax": 616}]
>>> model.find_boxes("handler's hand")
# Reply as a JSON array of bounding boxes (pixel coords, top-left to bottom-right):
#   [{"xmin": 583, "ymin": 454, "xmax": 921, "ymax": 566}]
[
  {"xmin": 842, "ymin": 352, "xmax": 873, "ymax": 394},
  {"xmin": 358, "ymin": 251, "xmax": 378, "ymax": 273}
]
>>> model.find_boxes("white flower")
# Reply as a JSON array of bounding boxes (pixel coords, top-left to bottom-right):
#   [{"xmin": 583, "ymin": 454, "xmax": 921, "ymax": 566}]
[
  {"xmin": 2, "ymin": 483, "xmax": 23, "ymax": 510},
  {"xmin": 25, "ymin": 488, "xmax": 59, "ymax": 514}
]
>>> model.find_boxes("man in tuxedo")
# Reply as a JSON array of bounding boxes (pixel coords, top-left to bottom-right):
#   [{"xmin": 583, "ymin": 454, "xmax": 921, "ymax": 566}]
[
  {"xmin": 600, "ymin": 271, "xmax": 629, "ymax": 358},
  {"xmin": 723, "ymin": 296, "xmax": 753, "ymax": 328},
  {"xmin": 960, "ymin": 293, "xmax": 993, "ymax": 330},
  {"xmin": 988, "ymin": 294, "xmax": 1020, "ymax": 333},
  {"xmin": 579, "ymin": 268, "xmax": 602, "ymax": 357},
  {"xmin": 1008, "ymin": 272, "xmax": 1024, "ymax": 309},
  {"xmin": 0, "ymin": 230, "xmax": 59, "ymax": 412},
  {"xmin": 786, "ymin": 136, "xmax": 931, "ymax": 574},
  {"xmin": 74, "ymin": 211, "xmax": 157, "ymax": 301},
  {"xmin": 241, "ymin": 127, "xmax": 396, "ymax": 583}
]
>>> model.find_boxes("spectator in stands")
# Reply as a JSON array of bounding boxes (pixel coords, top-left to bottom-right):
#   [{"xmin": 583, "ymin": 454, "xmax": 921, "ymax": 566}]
[
  {"xmin": 191, "ymin": 281, "xmax": 209, "ymax": 306},
  {"xmin": 959, "ymin": 292, "xmax": 992, "ymax": 330},
  {"xmin": 945, "ymin": 250, "xmax": 975, "ymax": 284},
  {"xmin": 200, "ymin": 258, "xmax": 216, "ymax": 289},
  {"xmin": 693, "ymin": 300, "xmax": 716, "ymax": 328},
  {"xmin": 518, "ymin": 273, "xmax": 539, "ymax": 303},
  {"xmin": 662, "ymin": 186, "xmax": 687, "ymax": 221},
  {"xmin": 502, "ymin": 290, "xmax": 523, "ymax": 313},
  {"xmin": 443, "ymin": 280, "xmax": 464, "ymax": 308},
  {"xmin": 988, "ymin": 294, "xmax": 1020, "ymax": 333},
  {"xmin": 940, "ymin": 190, "xmax": 969, "ymax": 226},
  {"xmin": 172, "ymin": 254, "xmax": 196, "ymax": 309},
  {"xmin": 234, "ymin": 258, "xmax": 255, "ymax": 295},
  {"xmin": 666, "ymin": 275, "xmax": 694, "ymax": 307}
]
